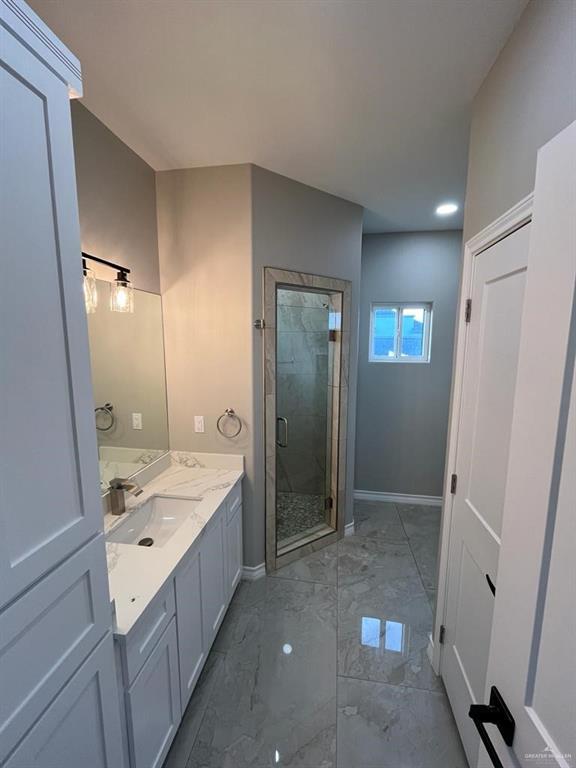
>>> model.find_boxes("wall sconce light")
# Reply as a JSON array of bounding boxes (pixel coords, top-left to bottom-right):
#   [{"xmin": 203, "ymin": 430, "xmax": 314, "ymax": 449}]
[
  {"xmin": 82, "ymin": 258, "xmax": 98, "ymax": 314},
  {"xmin": 110, "ymin": 270, "xmax": 134, "ymax": 313},
  {"xmin": 82, "ymin": 252, "xmax": 134, "ymax": 314}
]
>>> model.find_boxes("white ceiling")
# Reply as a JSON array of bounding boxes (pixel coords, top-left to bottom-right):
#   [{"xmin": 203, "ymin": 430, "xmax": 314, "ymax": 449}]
[{"xmin": 31, "ymin": 0, "xmax": 527, "ymax": 232}]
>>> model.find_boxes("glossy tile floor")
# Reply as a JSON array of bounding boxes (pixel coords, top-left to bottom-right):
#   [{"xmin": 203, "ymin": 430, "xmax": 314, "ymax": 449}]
[{"xmin": 164, "ymin": 501, "xmax": 468, "ymax": 768}]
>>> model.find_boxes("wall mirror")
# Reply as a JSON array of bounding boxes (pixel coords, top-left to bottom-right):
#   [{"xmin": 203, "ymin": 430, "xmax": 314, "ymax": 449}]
[{"xmin": 87, "ymin": 280, "xmax": 169, "ymax": 491}]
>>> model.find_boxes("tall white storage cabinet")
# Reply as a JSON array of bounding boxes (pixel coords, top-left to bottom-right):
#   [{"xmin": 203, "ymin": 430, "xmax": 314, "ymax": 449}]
[{"xmin": 0, "ymin": 1, "xmax": 124, "ymax": 765}]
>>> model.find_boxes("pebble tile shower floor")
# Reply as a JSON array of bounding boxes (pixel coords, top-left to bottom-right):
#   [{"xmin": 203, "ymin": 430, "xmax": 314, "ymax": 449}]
[
  {"xmin": 163, "ymin": 500, "xmax": 468, "ymax": 768},
  {"xmin": 276, "ymin": 492, "xmax": 327, "ymax": 543}
]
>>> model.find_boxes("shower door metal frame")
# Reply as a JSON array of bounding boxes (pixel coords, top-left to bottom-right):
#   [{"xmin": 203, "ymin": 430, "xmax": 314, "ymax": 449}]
[{"xmin": 263, "ymin": 267, "xmax": 352, "ymax": 572}]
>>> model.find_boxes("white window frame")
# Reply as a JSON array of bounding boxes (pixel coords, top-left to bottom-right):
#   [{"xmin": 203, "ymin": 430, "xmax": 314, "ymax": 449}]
[{"xmin": 369, "ymin": 302, "xmax": 432, "ymax": 363}]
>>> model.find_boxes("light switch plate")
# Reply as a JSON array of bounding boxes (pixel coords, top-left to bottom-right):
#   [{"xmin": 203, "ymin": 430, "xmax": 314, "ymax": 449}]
[
  {"xmin": 132, "ymin": 413, "xmax": 143, "ymax": 430},
  {"xmin": 194, "ymin": 415, "xmax": 205, "ymax": 433}
]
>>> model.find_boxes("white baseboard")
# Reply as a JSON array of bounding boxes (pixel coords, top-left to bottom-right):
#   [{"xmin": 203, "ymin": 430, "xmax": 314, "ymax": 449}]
[
  {"xmin": 241, "ymin": 563, "xmax": 266, "ymax": 581},
  {"xmin": 344, "ymin": 521, "xmax": 355, "ymax": 537},
  {"xmin": 354, "ymin": 489, "xmax": 443, "ymax": 507}
]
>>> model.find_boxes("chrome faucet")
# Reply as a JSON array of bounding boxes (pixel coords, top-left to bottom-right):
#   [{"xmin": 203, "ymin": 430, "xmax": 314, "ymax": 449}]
[{"xmin": 109, "ymin": 477, "xmax": 143, "ymax": 516}]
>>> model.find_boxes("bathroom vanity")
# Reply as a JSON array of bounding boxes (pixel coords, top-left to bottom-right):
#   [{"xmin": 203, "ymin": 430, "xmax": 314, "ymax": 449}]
[{"xmin": 104, "ymin": 452, "xmax": 244, "ymax": 768}]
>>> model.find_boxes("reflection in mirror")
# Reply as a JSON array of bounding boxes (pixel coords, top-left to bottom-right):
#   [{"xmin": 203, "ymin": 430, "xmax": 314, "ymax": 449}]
[{"xmin": 87, "ymin": 280, "xmax": 169, "ymax": 491}]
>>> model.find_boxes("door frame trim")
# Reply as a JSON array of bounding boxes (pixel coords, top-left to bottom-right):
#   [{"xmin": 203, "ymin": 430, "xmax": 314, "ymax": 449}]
[
  {"xmin": 432, "ymin": 193, "xmax": 534, "ymax": 674},
  {"xmin": 262, "ymin": 267, "xmax": 352, "ymax": 572}
]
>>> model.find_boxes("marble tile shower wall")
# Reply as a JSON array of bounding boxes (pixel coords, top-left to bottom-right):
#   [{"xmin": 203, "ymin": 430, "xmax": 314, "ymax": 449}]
[{"xmin": 276, "ymin": 290, "xmax": 330, "ymax": 495}]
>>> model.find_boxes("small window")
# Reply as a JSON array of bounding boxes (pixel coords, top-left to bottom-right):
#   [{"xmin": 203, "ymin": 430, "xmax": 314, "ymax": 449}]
[{"xmin": 369, "ymin": 303, "xmax": 432, "ymax": 363}]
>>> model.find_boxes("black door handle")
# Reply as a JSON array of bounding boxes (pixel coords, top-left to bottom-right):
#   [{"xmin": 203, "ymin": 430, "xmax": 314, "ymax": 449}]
[
  {"xmin": 486, "ymin": 573, "xmax": 496, "ymax": 596},
  {"xmin": 468, "ymin": 686, "xmax": 515, "ymax": 768}
]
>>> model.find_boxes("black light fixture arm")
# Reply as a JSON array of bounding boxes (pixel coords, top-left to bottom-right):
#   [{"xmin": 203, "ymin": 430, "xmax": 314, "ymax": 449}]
[{"xmin": 82, "ymin": 252, "xmax": 131, "ymax": 277}]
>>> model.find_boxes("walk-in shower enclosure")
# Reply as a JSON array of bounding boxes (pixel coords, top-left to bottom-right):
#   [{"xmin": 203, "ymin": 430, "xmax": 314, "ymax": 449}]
[{"xmin": 264, "ymin": 268, "xmax": 351, "ymax": 571}]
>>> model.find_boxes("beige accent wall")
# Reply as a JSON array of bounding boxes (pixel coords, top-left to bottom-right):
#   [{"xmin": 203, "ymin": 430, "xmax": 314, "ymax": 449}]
[
  {"xmin": 86, "ymin": 281, "xmax": 169, "ymax": 450},
  {"xmin": 71, "ymin": 102, "xmax": 161, "ymax": 293},
  {"xmin": 463, "ymin": 0, "xmax": 576, "ymax": 239},
  {"xmin": 157, "ymin": 164, "xmax": 362, "ymax": 567},
  {"xmin": 156, "ymin": 164, "xmax": 255, "ymax": 536}
]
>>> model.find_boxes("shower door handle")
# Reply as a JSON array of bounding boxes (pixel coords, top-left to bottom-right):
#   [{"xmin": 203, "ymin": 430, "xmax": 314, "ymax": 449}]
[{"xmin": 276, "ymin": 416, "xmax": 289, "ymax": 448}]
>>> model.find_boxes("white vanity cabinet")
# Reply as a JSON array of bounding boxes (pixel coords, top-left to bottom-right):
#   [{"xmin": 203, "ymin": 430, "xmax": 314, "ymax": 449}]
[
  {"xmin": 116, "ymin": 483, "xmax": 243, "ymax": 768},
  {"xmin": 175, "ymin": 547, "xmax": 205, "ymax": 710},
  {"xmin": 4, "ymin": 634, "xmax": 124, "ymax": 768},
  {"xmin": 200, "ymin": 504, "xmax": 228, "ymax": 650},
  {"xmin": 225, "ymin": 482, "xmax": 243, "ymax": 597},
  {"xmin": 125, "ymin": 619, "xmax": 181, "ymax": 768}
]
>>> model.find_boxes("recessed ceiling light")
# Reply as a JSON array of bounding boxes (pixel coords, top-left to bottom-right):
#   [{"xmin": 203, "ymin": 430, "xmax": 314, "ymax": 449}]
[{"xmin": 436, "ymin": 202, "xmax": 459, "ymax": 216}]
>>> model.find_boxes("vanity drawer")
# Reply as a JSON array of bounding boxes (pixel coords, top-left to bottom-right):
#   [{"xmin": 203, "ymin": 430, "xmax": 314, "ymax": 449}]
[
  {"xmin": 226, "ymin": 481, "xmax": 242, "ymax": 523},
  {"xmin": 121, "ymin": 581, "xmax": 176, "ymax": 685}
]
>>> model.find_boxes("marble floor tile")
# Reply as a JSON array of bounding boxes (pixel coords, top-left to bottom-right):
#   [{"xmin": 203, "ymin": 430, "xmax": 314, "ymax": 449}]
[
  {"xmin": 337, "ymin": 677, "xmax": 468, "ymax": 768},
  {"xmin": 407, "ymin": 534, "xmax": 439, "ymax": 591},
  {"xmin": 337, "ymin": 537, "xmax": 440, "ymax": 691},
  {"xmin": 396, "ymin": 503, "xmax": 441, "ymax": 539},
  {"xmin": 397, "ymin": 504, "xmax": 441, "ymax": 591},
  {"xmin": 338, "ymin": 537, "xmax": 423, "ymax": 597},
  {"xmin": 164, "ymin": 501, "xmax": 461, "ymax": 768},
  {"xmin": 270, "ymin": 542, "xmax": 338, "ymax": 585},
  {"xmin": 353, "ymin": 501, "xmax": 407, "ymax": 543},
  {"xmin": 425, "ymin": 588, "xmax": 437, "ymax": 613},
  {"xmin": 188, "ymin": 578, "xmax": 337, "ymax": 767}
]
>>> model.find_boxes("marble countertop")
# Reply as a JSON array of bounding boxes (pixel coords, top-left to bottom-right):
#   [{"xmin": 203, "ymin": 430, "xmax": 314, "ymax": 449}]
[{"xmin": 105, "ymin": 452, "xmax": 244, "ymax": 636}]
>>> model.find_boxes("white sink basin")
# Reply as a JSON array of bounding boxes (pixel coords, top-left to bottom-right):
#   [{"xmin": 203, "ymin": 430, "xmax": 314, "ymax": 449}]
[{"xmin": 107, "ymin": 495, "xmax": 202, "ymax": 548}]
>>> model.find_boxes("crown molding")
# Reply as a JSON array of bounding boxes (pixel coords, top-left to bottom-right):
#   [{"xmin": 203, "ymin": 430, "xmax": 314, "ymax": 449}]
[{"xmin": 1, "ymin": 0, "xmax": 82, "ymax": 96}]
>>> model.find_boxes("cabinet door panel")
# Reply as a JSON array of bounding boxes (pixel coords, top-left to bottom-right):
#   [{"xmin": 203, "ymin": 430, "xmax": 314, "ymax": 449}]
[
  {"xmin": 126, "ymin": 619, "xmax": 181, "ymax": 768},
  {"xmin": 0, "ymin": 23, "xmax": 103, "ymax": 609},
  {"xmin": 226, "ymin": 506, "xmax": 243, "ymax": 600},
  {"xmin": 200, "ymin": 511, "xmax": 226, "ymax": 650},
  {"xmin": 5, "ymin": 633, "xmax": 124, "ymax": 768},
  {"xmin": 175, "ymin": 549, "xmax": 205, "ymax": 710},
  {"xmin": 0, "ymin": 536, "xmax": 110, "ymax": 758}
]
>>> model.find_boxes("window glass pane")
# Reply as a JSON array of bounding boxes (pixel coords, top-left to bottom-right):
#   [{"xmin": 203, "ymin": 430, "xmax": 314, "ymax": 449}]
[
  {"xmin": 372, "ymin": 307, "xmax": 397, "ymax": 358},
  {"xmin": 400, "ymin": 307, "xmax": 425, "ymax": 357}
]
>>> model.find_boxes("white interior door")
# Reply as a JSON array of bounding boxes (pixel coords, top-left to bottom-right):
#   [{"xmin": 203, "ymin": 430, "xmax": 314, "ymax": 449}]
[
  {"xmin": 476, "ymin": 122, "xmax": 576, "ymax": 768},
  {"xmin": 441, "ymin": 222, "xmax": 531, "ymax": 764}
]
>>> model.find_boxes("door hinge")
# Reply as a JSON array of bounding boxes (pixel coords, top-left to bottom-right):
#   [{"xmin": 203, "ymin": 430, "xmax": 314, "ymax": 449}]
[
  {"xmin": 450, "ymin": 473, "xmax": 457, "ymax": 494},
  {"xmin": 325, "ymin": 496, "xmax": 333, "ymax": 511},
  {"xmin": 439, "ymin": 625, "xmax": 446, "ymax": 644},
  {"xmin": 253, "ymin": 318, "xmax": 265, "ymax": 330},
  {"xmin": 465, "ymin": 299, "xmax": 472, "ymax": 323}
]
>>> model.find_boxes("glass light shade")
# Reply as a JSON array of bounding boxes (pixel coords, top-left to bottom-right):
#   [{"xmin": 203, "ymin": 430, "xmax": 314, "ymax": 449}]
[
  {"xmin": 83, "ymin": 266, "xmax": 98, "ymax": 313},
  {"xmin": 110, "ymin": 275, "xmax": 134, "ymax": 313}
]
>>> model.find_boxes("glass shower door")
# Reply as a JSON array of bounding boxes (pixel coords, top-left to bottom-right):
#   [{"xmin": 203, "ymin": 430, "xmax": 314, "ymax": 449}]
[{"xmin": 275, "ymin": 287, "xmax": 333, "ymax": 552}]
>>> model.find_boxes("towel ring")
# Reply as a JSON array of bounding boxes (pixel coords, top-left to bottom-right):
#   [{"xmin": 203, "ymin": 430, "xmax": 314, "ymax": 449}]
[
  {"xmin": 95, "ymin": 402, "xmax": 115, "ymax": 431},
  {"xmin": 217, "ymin": 408, "xmax": 242, "ymax": 438}
]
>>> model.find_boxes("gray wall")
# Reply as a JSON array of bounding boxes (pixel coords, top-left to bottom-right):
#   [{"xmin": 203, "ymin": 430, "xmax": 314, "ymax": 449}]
[
  {"xmin": 71, "ymin": 102, "xmax": 160, "ymax": 293},
  {"xmin": 251, "ymin": 165, "xmax": 364, "ymax": 550},
  {"xmin": 464, "ymin": 0, "xmax": 576, "ymax": 239},
  {"xmin": 355, "ymin": 231, "xmax": 461, "ymax": 497}
]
